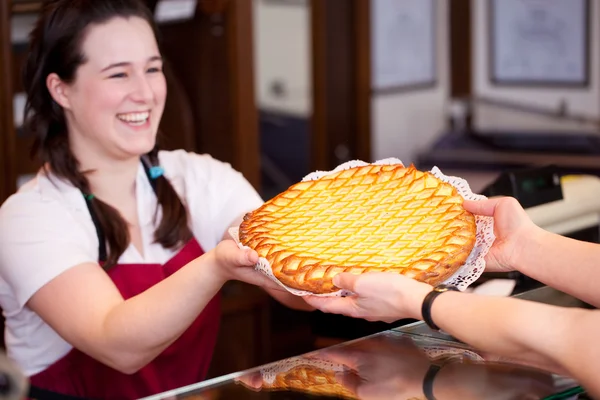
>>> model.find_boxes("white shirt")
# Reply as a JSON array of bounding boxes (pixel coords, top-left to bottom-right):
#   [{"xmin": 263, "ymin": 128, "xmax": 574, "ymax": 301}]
[{"xmin": 0, "ymin": 150, "xmax": 264, "ymax": 376}]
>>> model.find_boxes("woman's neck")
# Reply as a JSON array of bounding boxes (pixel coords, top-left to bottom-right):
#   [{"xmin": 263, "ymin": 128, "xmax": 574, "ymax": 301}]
[{"xmin": 81, "ymin": 157, "xmax": 141, "ymax": 201}]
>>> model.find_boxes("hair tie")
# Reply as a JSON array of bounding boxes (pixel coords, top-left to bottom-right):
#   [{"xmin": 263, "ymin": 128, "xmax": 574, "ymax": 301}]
[
  {"xmin": 84, "ymin": 193, "xmax": 95, "ymax": 201},
  {"xmin": 149, "ymin": 166, "xmax": 164, "ymax": 179}
]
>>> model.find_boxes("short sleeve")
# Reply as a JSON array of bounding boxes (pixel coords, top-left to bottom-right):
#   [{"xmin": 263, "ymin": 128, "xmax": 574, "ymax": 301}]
[
  {"xmin": 159, "ymin": 150, "xmax": 264, "ymax": 250},
  {"xmin": 0, "ymin": 194, "xmax": 97, "ymax": 309},
  {"xmin": 204, "ymin": 159, "xmax": 264, "ymax": 238}
]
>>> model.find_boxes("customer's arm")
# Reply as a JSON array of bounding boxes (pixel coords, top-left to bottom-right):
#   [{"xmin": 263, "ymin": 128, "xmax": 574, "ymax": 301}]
[
  {"xmin": 429, "ymin": 290, "xmax": 599, "ymax": 395},
  {"xmin": 512, "ymin": 229, "xmax": 600, "ymax": 307},
  {"xmin": 305, "ymin": 272, "xmax": 600, "ymax": 398},
  {"xmin": 464, "ymin": 197, "xmax": 600, "ymax": 307}
]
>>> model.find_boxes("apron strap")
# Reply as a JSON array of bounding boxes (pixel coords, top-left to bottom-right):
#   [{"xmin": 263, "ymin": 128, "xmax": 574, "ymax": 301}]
[
  {"xmin": 28, "ymin": 385, "xmax": 89, "ymax": 400},
  {"xmin": 83, "ymin": 158, "xmax": 159, "ymax": 263},
  {"xmin": 83, "ymin": 195, "xmax": 107, "ymax": 264}
]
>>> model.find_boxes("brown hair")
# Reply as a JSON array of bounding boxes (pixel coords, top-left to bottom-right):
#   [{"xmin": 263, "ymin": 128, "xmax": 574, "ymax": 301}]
[{"xmin": 23, "ymin": 0, "xmax": 192, "ymax": 268}]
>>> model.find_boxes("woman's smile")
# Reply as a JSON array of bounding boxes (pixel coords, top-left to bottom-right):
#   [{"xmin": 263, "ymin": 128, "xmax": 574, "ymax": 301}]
[{"xmin": 117, "ymin": 111, "xmax": 151, "ymax": 129}]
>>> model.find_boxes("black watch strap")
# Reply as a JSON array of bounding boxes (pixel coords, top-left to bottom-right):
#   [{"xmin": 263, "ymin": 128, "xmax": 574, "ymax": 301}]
[{"xmin": 421, "ymin": 284, "xmax": 459, "ymax": 331}]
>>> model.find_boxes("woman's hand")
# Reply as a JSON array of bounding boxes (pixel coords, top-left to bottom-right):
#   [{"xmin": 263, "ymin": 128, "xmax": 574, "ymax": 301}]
[
  {"xmin": 303, "ymin": 272, "xmax": 431, "ymax": 323},
  {"xmin": 208, "ymin": 239, "xmax": 283, "ymax": 291},
  {"xmin": 463, "ymin": 196, "xmax": 539, "ymax": 273}
]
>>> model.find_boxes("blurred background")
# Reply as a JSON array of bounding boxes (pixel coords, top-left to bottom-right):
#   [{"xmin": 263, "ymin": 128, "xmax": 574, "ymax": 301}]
[{"xmin": 1, "ymin": 0, "xmax": 600, "ymax": 380}]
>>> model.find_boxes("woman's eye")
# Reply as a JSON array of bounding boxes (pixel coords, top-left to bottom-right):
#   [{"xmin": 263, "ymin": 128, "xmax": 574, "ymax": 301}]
[
  {"xmin": 147, "ymin": 67, "xmax": 162, "ymax": 73},
  {"xmin": 109, "ymin": 72, "xmax": 127, "ymax": 79}
]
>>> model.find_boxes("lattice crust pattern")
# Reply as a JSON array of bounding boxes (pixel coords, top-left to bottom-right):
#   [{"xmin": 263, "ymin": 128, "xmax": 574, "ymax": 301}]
[{"xmin": 239, "ymin": 164, "xmax": 477, "ymax": 294}]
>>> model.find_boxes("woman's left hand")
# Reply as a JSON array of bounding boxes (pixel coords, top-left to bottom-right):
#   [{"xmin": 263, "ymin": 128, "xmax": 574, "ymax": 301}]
[
  {"xmin": 303, "ymin": 272, "xmax": 432, "ymax": 323},
  {"xmin": 210, "ymin": 239, "xmax": 283, "ymax": 291}
]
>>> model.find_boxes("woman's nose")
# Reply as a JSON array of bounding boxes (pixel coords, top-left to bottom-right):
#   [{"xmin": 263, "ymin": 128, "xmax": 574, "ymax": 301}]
[{"xmin": 130, "ymin": 74, "xmax": 154, "ymax": 103}]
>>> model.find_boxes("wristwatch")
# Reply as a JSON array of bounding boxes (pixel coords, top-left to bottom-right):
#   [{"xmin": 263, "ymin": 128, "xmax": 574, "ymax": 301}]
[{"xmin": 421, "ymin": 284, "xmax": 459, "ymax": 331}]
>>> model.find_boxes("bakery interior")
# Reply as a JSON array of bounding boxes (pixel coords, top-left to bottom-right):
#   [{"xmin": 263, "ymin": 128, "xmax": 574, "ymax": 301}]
[{"xmin": 0, "ymin": 0, "xmax": 599, "ymax": 398}]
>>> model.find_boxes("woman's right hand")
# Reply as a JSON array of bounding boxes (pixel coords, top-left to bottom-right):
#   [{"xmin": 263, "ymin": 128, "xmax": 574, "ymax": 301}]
[{"xmin": 463, "ymin": 196, "xmax": 539, "ymax": 273}]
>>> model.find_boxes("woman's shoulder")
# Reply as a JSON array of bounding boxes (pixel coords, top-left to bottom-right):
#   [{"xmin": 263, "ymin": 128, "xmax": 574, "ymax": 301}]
[
  {"xmin": 158, "ymin": 149, "xmax": 234, "ymax": 174},
  {"xmin": 0, "ymin": 170, "xmax": 85, "ymax": 230},
  {"xmin": 157, "ymin": 149, "xmax": 246, "ymax": 186}
]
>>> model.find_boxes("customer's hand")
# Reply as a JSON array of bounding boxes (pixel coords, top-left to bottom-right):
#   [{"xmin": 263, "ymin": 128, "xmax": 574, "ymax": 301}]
[
  {"xmin": 208, "ymin": 239, "xmax": 283, "ymax": 291},
  {"xmin": 303, "ymin": 272, "xmax": 432, "ymax": 323},
  {"xmin": 463, "ymin": 196, "xmax": 539, "ymax": 273}
]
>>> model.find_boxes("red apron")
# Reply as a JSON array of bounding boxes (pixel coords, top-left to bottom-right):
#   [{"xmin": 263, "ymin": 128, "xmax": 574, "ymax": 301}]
[{"xmin": 28, "ymin": 238, "xmax": 221, "ymax": 400}]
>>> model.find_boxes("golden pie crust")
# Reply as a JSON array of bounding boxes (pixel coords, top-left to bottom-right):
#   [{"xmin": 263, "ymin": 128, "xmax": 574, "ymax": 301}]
[{"xmin": 239, "ymin": 164, "xmax": 476, "ymax": 293}]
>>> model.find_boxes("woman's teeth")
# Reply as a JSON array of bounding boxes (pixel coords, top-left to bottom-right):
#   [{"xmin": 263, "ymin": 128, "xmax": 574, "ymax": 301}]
[{"xmin": 117, "ymin": 112, "xmax": 149, "ymax": 126}]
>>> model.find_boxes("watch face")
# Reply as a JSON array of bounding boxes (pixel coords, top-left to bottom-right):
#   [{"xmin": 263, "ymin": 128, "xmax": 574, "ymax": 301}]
[{"xmin": 434, "ymin": 284, "xmax": 457, "ymax": 292}]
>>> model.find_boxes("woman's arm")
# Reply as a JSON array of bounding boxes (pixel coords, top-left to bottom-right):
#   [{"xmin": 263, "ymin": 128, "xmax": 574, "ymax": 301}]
[{"xmin": 27, "ymin": 240, "xmax": 271, "ymax": 374}]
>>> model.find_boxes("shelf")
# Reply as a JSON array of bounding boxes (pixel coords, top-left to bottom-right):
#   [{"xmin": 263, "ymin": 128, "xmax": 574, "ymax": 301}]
[{"xmin": 11, "ymin": 1, "xmax": 42, "ymax": 15}]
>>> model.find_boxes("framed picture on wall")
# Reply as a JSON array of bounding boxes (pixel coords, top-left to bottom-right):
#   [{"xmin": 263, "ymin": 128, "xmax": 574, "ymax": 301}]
[
  {"xmin": 371, "ymin": 0, "xmax": 437, "ymax": 94},
  {"xmin": 489, "ymin": 0, "xmax": 590, "ymax": 87}
]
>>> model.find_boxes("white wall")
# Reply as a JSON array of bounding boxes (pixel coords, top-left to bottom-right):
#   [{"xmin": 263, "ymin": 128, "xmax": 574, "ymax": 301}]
[
  {"xmin": 372, "ymin": 0, "xmax": 449, "ymax": 164},
  {"xmin": 253, "ymin": 0, "xmax": 312, "ymax": 117},
  {"xmin": 472, "ymin": 0, "xmax": 600, "ymax": 133},
  {"xmin": 252, "ymin": 0, "xmax": 450, "ymax": 164}
]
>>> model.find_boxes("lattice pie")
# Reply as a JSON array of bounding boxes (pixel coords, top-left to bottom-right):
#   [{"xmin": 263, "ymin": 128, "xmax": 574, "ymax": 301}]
[{"xmin": 239, "ymin": 164, "xmax": 476, "ymax": 293}]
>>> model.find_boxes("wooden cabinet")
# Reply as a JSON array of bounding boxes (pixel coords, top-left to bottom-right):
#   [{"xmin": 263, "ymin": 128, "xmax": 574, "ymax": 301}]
[{"xmin": 0, "ymin": 1, "xmax": 19, "ymax": 204}]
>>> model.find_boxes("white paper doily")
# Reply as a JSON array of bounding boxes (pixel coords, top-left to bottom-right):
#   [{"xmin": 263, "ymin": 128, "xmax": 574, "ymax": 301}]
[{"xmin": 230, "ymin": 158, "xmax": 495, "ymax": 297}]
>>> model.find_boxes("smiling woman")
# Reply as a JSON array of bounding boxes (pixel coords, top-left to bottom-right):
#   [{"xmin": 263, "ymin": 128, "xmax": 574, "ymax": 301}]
[
  {"xmin": 23, "ymin": 0, "xmax": 182, "ymax": 268},
  {"xmin": 0, "ymin": 1, "xmax": 312, "ymax": 399}
]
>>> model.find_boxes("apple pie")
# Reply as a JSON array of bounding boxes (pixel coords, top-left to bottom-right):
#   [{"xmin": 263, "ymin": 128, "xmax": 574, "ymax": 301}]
[{"xmin": 239, "ymin": 164, "xmax": 476, "ymax": 293}]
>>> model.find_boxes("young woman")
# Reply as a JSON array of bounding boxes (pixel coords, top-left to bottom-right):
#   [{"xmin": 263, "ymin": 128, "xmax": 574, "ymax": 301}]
[
  {"xmin": 0, "ymin": 1, "xmax": 311, "ymax": 398},
  {"xmin": 305, "ymin": 197, "xmax": 600, "ymax": 397}
]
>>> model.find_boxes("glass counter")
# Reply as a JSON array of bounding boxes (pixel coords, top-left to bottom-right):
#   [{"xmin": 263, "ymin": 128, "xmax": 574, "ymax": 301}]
[
  {"xmin": 139, "ymin": 286, "xmax": 589, "ymax": 400},
  {"xmin": 140, "ymin": 328, "xmax": 583, "ymax": 400}
]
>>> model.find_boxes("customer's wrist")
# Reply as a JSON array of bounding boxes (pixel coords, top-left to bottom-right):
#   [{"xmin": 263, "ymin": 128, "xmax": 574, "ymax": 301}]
[
  {"xmin": 421, "ymin": 284, "xmax": 459, "ymax": 331},
  {"xmin": 512, "ymin": 224, "xmax": 546, "ymax": 274}
]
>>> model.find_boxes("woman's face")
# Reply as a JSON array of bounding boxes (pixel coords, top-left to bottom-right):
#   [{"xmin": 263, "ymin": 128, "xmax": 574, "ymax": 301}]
[{"xmin": 54, "ymin": 16, "xmax": 166, "ymax": 163}]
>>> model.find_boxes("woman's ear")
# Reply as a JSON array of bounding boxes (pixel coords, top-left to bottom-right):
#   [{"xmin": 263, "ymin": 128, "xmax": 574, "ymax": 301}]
[{"xmin": 46, "ymin": 73, "xmax": 71, "ymax": 109}]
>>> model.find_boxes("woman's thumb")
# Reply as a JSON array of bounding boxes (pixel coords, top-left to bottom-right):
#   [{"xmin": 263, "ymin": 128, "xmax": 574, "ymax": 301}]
[{"xmin": 216, "ymin": 240, "xmax": 258, "ymax": 265}]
